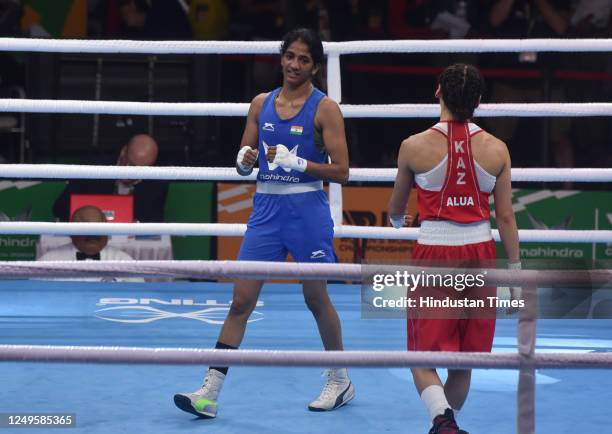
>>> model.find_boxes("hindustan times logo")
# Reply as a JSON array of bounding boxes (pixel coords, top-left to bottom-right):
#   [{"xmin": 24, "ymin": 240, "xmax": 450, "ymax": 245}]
[{"xmin": 95, "ymin": 297, "xmax": 265, "ymax": 324}]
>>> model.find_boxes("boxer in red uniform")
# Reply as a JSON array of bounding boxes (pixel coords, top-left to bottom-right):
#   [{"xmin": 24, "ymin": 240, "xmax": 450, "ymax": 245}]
[{"xmin": 387, "ymin": 64, "xmax": 521, "ymax": 434}]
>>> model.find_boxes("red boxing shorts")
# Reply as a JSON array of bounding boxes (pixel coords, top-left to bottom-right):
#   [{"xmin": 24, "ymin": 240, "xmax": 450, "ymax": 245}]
[{"xmin": 407, "ymin": 239, "xmax": 496, "ymax": 353}]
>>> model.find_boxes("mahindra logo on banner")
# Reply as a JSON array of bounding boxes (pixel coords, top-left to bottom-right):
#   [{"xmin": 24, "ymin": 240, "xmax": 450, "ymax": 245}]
[{"xmin": 95, "ymin": 298, "xmax": 265, "ymax": 324}]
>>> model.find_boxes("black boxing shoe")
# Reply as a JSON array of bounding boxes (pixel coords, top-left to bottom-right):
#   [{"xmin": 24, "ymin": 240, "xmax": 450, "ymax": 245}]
[{"xmin": 428, "ymin": 408, "xmax": 469, "ymax": 434}]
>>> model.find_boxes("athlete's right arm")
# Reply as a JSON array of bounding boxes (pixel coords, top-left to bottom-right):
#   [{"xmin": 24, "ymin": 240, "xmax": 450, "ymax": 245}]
[
  {"xmin": 387, "ymin": 136, "xmax": 416, "ymax": 228},
  {"xmin": 236, "ymin": 93, "xmax": 266, "ymax": 176},
  {"xmin": 493, "ymin": 141, "xmax": 520, "ymax": 264},
  {"xmin": 493, "ymin": 140, "xmax": 522, "ymax": 313}
]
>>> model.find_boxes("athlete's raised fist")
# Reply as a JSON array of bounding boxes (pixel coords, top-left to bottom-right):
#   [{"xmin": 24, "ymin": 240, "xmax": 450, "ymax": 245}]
[
  {"xmin": 272, "ymin": 144, "xmax": 307, "ymax": 173},
  {"xmin": 236, "ymin": 146, "xmax": 258, "ymax": 174}
]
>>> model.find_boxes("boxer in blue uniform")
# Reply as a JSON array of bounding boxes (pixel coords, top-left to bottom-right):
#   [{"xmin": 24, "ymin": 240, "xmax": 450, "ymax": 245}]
[
  {"xmin": 238, "ymin": 84, "xmax": 336, "ymax": 263},
  {"xmin": 174, "ymin": 28, "xmax": 354, "ymax": 419}
]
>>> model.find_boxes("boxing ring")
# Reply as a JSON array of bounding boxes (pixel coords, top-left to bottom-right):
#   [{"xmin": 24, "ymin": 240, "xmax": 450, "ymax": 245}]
[{"xmin": 1, "ymin": 37, "xmax": 612, "ymax": 433}]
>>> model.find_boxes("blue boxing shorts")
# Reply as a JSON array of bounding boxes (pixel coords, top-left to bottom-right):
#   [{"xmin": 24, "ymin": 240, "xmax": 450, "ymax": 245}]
[{"xmin": 238, "ymin": 189, "xmax": 337, "ymax": 263}]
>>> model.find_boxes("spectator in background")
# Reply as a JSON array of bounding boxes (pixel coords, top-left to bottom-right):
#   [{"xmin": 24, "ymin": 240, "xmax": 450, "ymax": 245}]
[
  {"xmin": 144, "ymin": 0, "xmax": 192, "ymax": 39},
  {"xmin": 228, "ymin": 0, "xmax": 287, "ymax": 92},
  {"xmin": 0, "ymin": 0, "xmax": 24, "ymax": 163},
  {"xmin": 484, "ymin": 0, "xmax": 573, "ymax": 169},
  {"xmin": 107, "ymin": 0, "xmax": 148, "ymax": 38},
  {"xmin": 285, "ymin": 0, "xmax": 329, "ymax": 39},
  {"xmin": 570, "ymin": 0, "xmax": 611, "ymax": 37},
  {"xmin": 386, "ymin": 1, "xmax": 486, "ymax": 84},
  {"xmin": 567, "ymin": 0, "xmax": 612, "ymax": 169},
  {"xmin": 229, "ymin": 0, "xmax": 286, "ymax": 40},
  {"xmin": 189, "ymin": 0, "xmax": 230, "ymax": 40},
  {"xmin": 38, "ymin": 205, "xmax": 143, "ymax": 282},
  {"xmin": 353, "ymin": 0, "xmax": 389, "ymax": 39},
  {"xmin": 53, "ymin": 134, "xmax": 168, "ymax": 223},
  {"xmin": 108, "ymin": 0, "xmax": 192, "ymax": 39},
  {"xmin": 0, "ymin": 0, "xmax": 20, "ymax": 36},
  {"xmin": 388, "ymin": 0, "xmax": 488, "ymax": 39},
  {"xmin": 0, "ymin": 0, "xmax": 23, "ymax": 86},
  {"xmin": 323, "ymin": 0, "xmax": 355, "ymax": 41},
  {"xmin": 488, "ymin": 0, "xmax": 570, "ymax": 36}
]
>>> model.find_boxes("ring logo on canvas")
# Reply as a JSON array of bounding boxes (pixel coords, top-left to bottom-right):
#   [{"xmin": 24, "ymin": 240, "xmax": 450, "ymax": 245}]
[{"xmin": 95, "ymin": 298, "xmax": 265, "ymax": 324}]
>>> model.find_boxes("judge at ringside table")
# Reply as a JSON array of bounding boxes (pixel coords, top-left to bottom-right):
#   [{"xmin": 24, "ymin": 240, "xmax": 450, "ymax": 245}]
[{"xmin": 38, "ymin": 205, "xmax": 143, "ymax": 282}]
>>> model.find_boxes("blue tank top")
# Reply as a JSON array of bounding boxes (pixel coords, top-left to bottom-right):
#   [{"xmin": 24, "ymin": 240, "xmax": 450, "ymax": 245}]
[{"xmin": 257, "ymin": 87, "xmax": 327, "ymax": 184}]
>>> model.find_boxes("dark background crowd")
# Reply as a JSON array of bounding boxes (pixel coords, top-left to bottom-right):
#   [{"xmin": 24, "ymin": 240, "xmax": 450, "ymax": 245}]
[{"xmin": 1, "ymin": 0, "xmax": 611, "ymax": 180}]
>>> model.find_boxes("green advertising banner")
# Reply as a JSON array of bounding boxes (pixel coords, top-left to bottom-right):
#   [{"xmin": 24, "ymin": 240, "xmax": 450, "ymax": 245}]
[
  {"xmin": 0, "ymin": 181, "xmax": 214, "ymax": 261},
  {"xmin": 491, "ymin": 189, "xmax": 612, "ymax": 261},
  {"xmin": 0, "ymin": 184, "xmax": 607, "ymax": 262},
  {"xmin": 0, "ymin": 181, "xmax": 65, "ymax": 260},
  {"xmin": 164, "ymin": 182, "xmax": 214, "ymax": 260}
]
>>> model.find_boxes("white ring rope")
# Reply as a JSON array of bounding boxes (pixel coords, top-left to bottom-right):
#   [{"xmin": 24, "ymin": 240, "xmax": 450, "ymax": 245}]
[
  {"xmin": 0, "ymin": 164, "xmax": 258, "ymax": 181},
  {"xmin": 2, "ymin": 222, "xmax": 247, "ymax": 236},
  {"xmin": 0, "ymin": 260, "xmax": 364, "ymax": 280},
  {"xmin": 1, "ymin": 260, "xmax": 610, "ymax": 285},
  {"xmin": 347, "ymin": 168, "xmax": 612, "ymax": 183},
  {"xmin": 1, "ymin": 345, "xmax": 611, "ymax": 368},
  {"xmin": 0, "ymin": 164, "xmax": 609, "ymax": 182},
  {"xmin": 2, "ymin": 222, "xmax": 611, "ymax": 243},
  {"xmin": 2, "ymin": 100, "xmax": 612, "ymax": 118},
  {"xmin": 0, "ymin": 99, "xmax": 249, "ymax": 116},
  {"xmin": 333, "ymin": 226, "xmax": 612, "ymax": 243},
  {"xmin": 328, "ymin": 39, "xmax": 612, "ymax": 54},
  {"xmin": 2, "ymin": 37, "xmax": 612, "ymax": 54}
]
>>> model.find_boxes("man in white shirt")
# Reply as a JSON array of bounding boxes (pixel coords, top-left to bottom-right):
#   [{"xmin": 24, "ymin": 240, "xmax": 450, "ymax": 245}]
[{"xmin": 38, "ymin": 205, "xmax": 143, "ymax": 282}]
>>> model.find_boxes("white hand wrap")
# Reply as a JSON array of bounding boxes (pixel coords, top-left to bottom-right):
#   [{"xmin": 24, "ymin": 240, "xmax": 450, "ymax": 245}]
[
  {"xmin": 389, "ymin": 215, "xmax": 406, "ymax": 229},
  {"xmin": 273, "ymin": 144, "xmax": 307, "ymax": 172},
  {"xmin": 236, "ymin": 146, "xmax": 257, "ymax": 172},
  {"xmin": 508, "ymin": 261, "xmax": 522, "ymax": 304}
]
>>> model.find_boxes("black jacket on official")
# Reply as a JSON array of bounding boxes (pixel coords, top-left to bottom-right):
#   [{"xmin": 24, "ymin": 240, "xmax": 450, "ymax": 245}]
[{"xmin": 52, "ymin": 157, "xmax": 168, "ymax": 223}]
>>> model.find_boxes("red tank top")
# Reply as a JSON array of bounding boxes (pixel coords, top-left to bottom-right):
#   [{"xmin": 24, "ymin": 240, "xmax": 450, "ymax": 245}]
[{"xmin": 417, "ymin": 121, "xmax": 491, "ymax": 223}]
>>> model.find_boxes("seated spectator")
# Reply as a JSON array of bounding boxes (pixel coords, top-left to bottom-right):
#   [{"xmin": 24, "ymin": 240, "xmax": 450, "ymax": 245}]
[
  {"xmin": 189, "ymin": 0, "xmax": 230, "ymax": 40},
  {"xmin": 142, "ymin": 0, "xmax": 192, "ymax": 39},
  {"xmin": 355, "ymin": 0, "xmax": 389, "ymax": 39},
  {"xmin": 108, "ymin": 0, "xmax": 193, "ymax": 39},
  {"xmin": 324, "ymin": 0, "xmax": 355, "ymax": 41},
  {"xmin": 38, "ymin": 205, "xmax": 143, "ymax": 282},
  {"xmin": 483, "ymin": 0, "xmax": 573, "ymax": 169},
  {"xmin": 230, "ymin": 0, "xmax": 285, "ymax": 40},
  {"xmin": 53, "ymin": 134, "xmax": 168, "ymax": 223},
  {"xmin": 567, "ymin": 0, "xmax": 612, "ymax": 174},
  {"xmin": 388, "ymin": 0, "xmax": 487, "ymax": 39},
  {"xmin": 570, "ymin": 0, "xmax": 611, "ymax": 37}
]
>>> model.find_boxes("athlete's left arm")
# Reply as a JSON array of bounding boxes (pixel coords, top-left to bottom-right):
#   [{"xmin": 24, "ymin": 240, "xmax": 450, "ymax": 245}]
[
  {"xmin": 387, "ymin": 137, "xmax": 415, "ymax": 227},
  {"xmin": 309, "ymin": 98, "xmax": 349, "ymax": 184}
]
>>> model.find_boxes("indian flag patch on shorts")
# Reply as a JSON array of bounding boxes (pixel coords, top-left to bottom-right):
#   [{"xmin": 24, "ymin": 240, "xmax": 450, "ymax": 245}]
[{"xmin": 290, "ymin": 125, "xmax": 303, "ymax": 135}]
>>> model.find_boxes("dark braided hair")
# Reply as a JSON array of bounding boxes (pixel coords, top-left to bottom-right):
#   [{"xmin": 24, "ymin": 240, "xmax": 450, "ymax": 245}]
[{"xmin": 438, "ymin": 64, "xmax": 485, "ymax": 122}]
